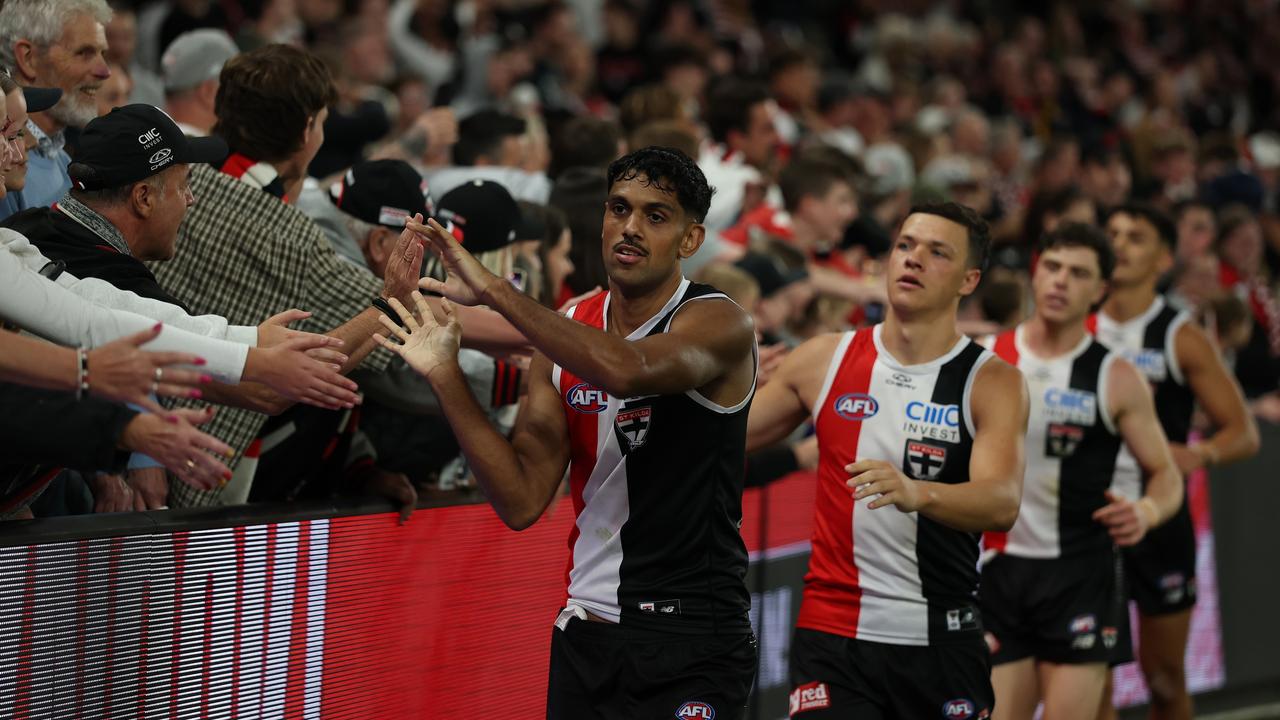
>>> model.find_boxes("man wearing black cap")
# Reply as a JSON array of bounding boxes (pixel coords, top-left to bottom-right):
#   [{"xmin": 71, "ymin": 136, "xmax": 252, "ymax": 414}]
[
  {"xmin": 7, "ymin": 103, "xmax": 226, "ymax": 305},
  {"xmin": 296, "ymin": 158, "xmax": 435, "ymax": 270}
]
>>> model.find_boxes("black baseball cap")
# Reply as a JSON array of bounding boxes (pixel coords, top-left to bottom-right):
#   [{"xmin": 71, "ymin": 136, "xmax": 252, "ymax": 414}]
[
  {"xmin": 435, "ymin": 180, "xmax": 520, "ymax": 254},
  {"xmin": 330, "ymin": 159, "xmax": 434, "ymax": 229},
  {"xmin": 22, "ymin": 86, "xmax": 61, "ymax": 113},
  {"xmin": 69, "ymin": 104, "xmax": 227, "ymax": 191}
]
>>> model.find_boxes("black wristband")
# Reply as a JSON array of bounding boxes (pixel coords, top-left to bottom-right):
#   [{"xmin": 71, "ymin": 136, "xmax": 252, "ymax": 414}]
[{"xmin": 373, "ymin": 296, "xmax": 405, "ymax": 327}]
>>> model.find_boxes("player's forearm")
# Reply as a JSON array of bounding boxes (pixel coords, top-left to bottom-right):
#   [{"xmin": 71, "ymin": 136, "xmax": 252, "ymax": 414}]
[
  {"xmin": 427, "ymin": 361, "xmax": 547, "ymax": 529},
  {"xmin": 481, "ymin": 281, "xmax": 643, "ymax": 397},
  {"xmin": 1141, "ymin": 465, "xmax": 1184, "ymax": 527},
  {"xmin": 450, "ymin": 302, "xmax": 530, "ymax": 355},
  {"xmin": 918, "ymin": 479, "xmax": 1020, "ymax": 532},
  {"xmin": 1199, "ymin": 415, "xmax": 1261, "ymax": 466}
]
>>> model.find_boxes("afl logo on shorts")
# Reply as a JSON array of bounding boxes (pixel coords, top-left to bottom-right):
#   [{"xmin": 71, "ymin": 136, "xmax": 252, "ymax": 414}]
[
  {"xmin": 675, "ymin": 701, "xmax": 715, "ymax": 719},
  {"xmin": 833, "ymin": 393, "xmax": 878, "ymax": 421},
  {"xmin": 942, "ymin": 698, "xmax": 975, "ymax": 719},
  {"xmin": 565, "ymin": 382, "xmax": 608, "ymax": 413}
]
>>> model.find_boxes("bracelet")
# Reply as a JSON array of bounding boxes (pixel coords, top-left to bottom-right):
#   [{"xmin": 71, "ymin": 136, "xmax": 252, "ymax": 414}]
[
  {"xmin": 75, "ymin": 347, "xmax": 90, "ymax": 400},
  {"xmin": 373, "ymin": 296, "xmax": 405, "ymax": 328}
]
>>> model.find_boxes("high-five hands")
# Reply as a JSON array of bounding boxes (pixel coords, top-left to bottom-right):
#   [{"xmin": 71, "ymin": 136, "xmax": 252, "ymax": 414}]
[
  {"xmin": 406, "ymin": 217, "xmax": 502, "ymax": 307},
  {"xmin": 373, "ymin": 291, "xmax": 463, "ymax": 382}
]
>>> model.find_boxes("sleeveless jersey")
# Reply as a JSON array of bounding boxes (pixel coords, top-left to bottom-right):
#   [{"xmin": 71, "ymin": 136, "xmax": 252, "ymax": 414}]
[
  {"xmin": 983, "ymin": 327, "xmax": 1124, "ymax": 559},
  {"xmin": 801, "ymin": 325, "xmax": 993, "ymax": 646},
  {"xmin": 554, "ymin": 278, "xmax": 755, "ymax": 634},
  {"xmin": 1088, "ymin": 296, "xmax": 1194, "ymax": 498}
]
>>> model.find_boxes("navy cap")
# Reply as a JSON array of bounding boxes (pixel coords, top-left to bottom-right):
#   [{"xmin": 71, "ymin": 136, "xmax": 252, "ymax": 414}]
[{"xmin": 22, "ymin": 86, "xmax": 61, "ymax": 113}]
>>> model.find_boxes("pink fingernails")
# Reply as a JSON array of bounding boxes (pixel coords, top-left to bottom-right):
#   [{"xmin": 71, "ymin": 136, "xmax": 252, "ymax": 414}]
[
  {"xmin": 200, "ymin": 374, "xmax": 213, "ymax": 383},
  {"xmin": 166, "ymin": 414, "xmax": 180, "ymax": 424},
  {"xmin": 189, "ymin": 389, "xmax": 203, "ymax": 399},
  {"xmin": 194, "ymin": 358, "xmax": 207, "ymax": 366},
  {"xmin": 152, "ymin": 322, "xmax": 162, "ymax": 332}
]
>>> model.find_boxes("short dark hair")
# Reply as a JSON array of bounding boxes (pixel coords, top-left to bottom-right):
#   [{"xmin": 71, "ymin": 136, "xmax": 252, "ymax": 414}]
[
  {"xmin": 454, "ymin": 109, "xmax": 526, "ymax": 166},
  {"xmin": 906, "ymin": 201, "xmax": 990, "ymax": 271},
  {"xmin": 549, "ymin": 116, "xmax": 622, "ymax": 179},
  {"xmin": 1038, "ymin": 222, "xmax": 1116, "ymax": 281},
  {"xmin": 607, "ymin": 146, "xmax": 713, "ymax": 224},
  {"xmin": 705, "ymin": 80, "xmax": 771, "ymax": 145},
  {"xmin": 779, "ymin": 157, "xmax": 853, "ymax": 213},
  {"xmin": 1105, "ymin": 202, "xmax": 1176, "ymax": 250},
  {"xmin": 214, "ymin": 44, "xmax": 337, "ymax": 163}
]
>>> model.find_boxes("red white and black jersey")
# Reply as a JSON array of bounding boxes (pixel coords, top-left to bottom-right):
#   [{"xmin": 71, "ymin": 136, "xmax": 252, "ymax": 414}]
[
  {"xmin": 1089, "ymin": 297, "xmax": 1194, "ymax": 499},
  {"xmin": 801, "ymin": 325, "xmax": 993, "ymax": 646},
  {"xmin": 554, "ymin": 279, "xmax": 755, "ymax": 634},
  {"xmin": 983, "ymin": 327, "xmax": 1124, "ymax": 559}
]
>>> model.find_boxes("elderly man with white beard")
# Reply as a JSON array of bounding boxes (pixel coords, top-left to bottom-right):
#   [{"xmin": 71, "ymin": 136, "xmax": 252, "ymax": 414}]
[{"xmin": 0, "ymin": 0, "xmax": 113, "ymax": 221}]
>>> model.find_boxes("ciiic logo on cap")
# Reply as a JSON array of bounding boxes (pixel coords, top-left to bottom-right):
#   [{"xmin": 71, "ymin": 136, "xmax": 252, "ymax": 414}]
[{"xmin": 138, "ymin": 127, "xmax": 161, "ymax": 148}]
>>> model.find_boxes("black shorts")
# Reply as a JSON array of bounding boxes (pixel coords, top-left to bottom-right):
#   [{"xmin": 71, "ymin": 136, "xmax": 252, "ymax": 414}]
[
  {"xmin": 1123, "ymin": 498, "xmax": 1197, "ymax": 616},
  {"xmin": 545, "ymin": 611, "xmax": 757, "ymax": 720},
  {"xmin": 787, "ymin": 627, "xmax": 993, "ymax": 719},
  {"xmin": 980, "ymin": 550, "xmax": 1129, "ymax": 665}
]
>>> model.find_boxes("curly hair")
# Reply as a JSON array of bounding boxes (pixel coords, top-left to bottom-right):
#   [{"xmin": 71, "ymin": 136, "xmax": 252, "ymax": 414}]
[
  {"xmin": 1039, "ymin": 221, "xmax": 1116, "ymax": 281},
  {"xmin": 606, "ymin": 146, "xmax": 714, "ymax": 224}
]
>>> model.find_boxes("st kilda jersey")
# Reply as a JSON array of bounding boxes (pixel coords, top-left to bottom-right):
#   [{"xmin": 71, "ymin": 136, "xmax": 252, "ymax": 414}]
[
  {"xmin": 554, "ymin": 279, "xmax": 755, "ymax": 634},
  {"xmin": 1088, "ymin": 297, "xmax": 1194, "ymax": 499},
  {"xmin": 801, "ymin": 325, "xmax": 993, "ymax": 646},
  {"xmin": 983, "ymin": 327, "xmax": 1124, "ymax": 559}
]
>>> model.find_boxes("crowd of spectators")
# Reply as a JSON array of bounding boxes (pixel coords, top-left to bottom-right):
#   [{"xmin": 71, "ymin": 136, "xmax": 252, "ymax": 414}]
[{"xmin": 1, "ymin": 0, "xmax": 1278, "ymax": 521}]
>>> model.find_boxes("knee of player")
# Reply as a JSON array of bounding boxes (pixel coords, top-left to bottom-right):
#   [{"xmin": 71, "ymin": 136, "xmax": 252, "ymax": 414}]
[{"xmin": 1141, "ymin": 662, "xmax": 1187, "ymax": 702}]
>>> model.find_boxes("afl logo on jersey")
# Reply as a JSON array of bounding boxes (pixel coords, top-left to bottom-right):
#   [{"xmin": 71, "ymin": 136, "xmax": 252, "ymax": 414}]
[
  {"xmin": 565, "ymin": 382, "xmax": 608, "ymax": 413},
  {"xmin": 675, "ymin": 701, "xmax": 715, "ymax": 718},
  {"xmin": 942, "ymin": 699, "xmax": 976, "ymax": 719},
  {"xmin": 833, "ymin": 393, "xmax": 879, "ymax": 421}
]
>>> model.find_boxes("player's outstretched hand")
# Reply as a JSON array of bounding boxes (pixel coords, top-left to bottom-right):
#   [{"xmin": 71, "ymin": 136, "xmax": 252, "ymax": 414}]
[
  {"xmin": 846, "ymin": 459, "xmax": 927, "ymax": 513},
  {"xmin": 1092, "ymin": 489, "xmax": 1155, "ymax": 547},
  {"xmin": 374, "ymin": 291, "xmax": 463, "ymax": 382},
  {"xmin": 409, "ymin": 216, "xmax": 501, "ymax": 306}
]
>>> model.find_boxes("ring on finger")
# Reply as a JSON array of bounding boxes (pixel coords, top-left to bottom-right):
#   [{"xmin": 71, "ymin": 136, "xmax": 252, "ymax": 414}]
[
  {"xmin": 151, "ymin": 380, "xmax": 159, "ymax": 395},
  {"xmin": 185, "ymin": 459, "xmax": 196, "ymax": 469},
  {"xmin": 155, "ymin": 367, "xmax": 163, "ymax": 382}
]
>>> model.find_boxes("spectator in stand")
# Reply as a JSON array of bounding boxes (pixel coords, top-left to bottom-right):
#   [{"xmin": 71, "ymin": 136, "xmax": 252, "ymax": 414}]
[
  {"xmin": 425, "ymin": 108, "xmax": 552, "ymax": 203},
  {"xmin": 148, "ymin": 44, "xmax": 428, "ymax": 507},
  {"xmin": 161, "ymin": 29, "xmax": 239, "ymax": 137},
  {"xmin": 549, "ymin": 165, "xmax": 608, "ymax": 304},
  {"xmin": 1216, "ymin": 206, "xmax": 1280, "ymax": 401},
  {"xmin": 768, "ymin": 49, "xmax": 820, "ymax": 149},
  {"xmin": 548, "ymin": 116, "xmax": 623, "ymax": 181},
  {"xmin": 0, "ymin": 0, "xmax": 112, "ymax": 220},
  {"xmin": 1079, "ymin": 144, "xmax": 1133, "ymax": 213},
  {"xmin": 700, "ymin": 80, "xmax": 779, "ymax": 233},
  {"xmin": 95, "ymin": 61, "xmax": 130, "ymax": 118},
  {"xmin": 104, "ymin": 1, "xmax": 162, "ymax": 107}
]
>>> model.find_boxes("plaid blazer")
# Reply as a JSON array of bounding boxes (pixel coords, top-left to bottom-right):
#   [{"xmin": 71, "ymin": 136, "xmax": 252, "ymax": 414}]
[{"xmin": 153, "ymin": 164, "xmax": 389, "ymax": 507}]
